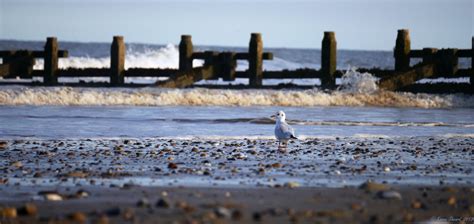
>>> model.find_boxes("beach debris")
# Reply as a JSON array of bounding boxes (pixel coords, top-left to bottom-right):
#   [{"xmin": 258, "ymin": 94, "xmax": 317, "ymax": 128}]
[
  {"xmin": 359, "ymin": 181, "xmax": 389, "ymax": 192},
  {"xmin": 156, "ymin": 198, "xmax": 170, "ymax": 208},
  {"xmin": 39, "ymin": 191, "xmax": 63, "ymax": 201},
  {"xmin": 384, "ymin": 166, "xmax": 391, "ymax": 172},
  {"xmin": 17, "ymin": 203, "xmax": 38, "ymax": 216},
  {"xmin": 214, "ymin": 207, "xmax": 232, "ymax": 219},
  {"xmin": 377, "ymin": 190, "xmax": 402, "ymax": 200},
  {"xmin": 0, "ymin": 207, "xmax": 17, "ymax": 218}
]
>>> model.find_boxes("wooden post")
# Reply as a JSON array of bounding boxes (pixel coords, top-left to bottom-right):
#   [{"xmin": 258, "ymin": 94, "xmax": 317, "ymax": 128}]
[
  {"xmin": 220, "ymin": 52, "xmax": 236, "ymax": 81},
  {"xmin": 471, "ymin": 37, "xmax": 473, "ymax": 87},
  {"xmin": 321, "ymin": 31, "xmax": 337, "ymax": 88},
  {"xmin": 203, "ymin": 51, "xmax": 219, "ymax": 80},
  {"xmin": 110, "ymin": 36, "xmax": 125, "ymax": 85},
  {"xmin": 44, "ymin": 37, "xmax": 58, "ymax": 85},
  {"xmin": 179, "ymin": 35, "xmax": 193, "ymax": 72},
  {"xmin": 422, "ymin": 48, "xmax": 437, "ymax": 64},
  {"xmin": 249, "ymin": 33, "xmax": 263, "ymax": 87},
  {"xmin": 394, "ymin": 29, "xmax": 411, "ymax": 72},
  {"xmin": 437, "ymin": 49, "xmax": 458, "ymax": 76}
]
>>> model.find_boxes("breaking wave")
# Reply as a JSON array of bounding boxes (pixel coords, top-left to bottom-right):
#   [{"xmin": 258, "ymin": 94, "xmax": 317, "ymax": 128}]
[{"xmin": 0, "ymin": 86, "xmax": 473, "ymax": 108}]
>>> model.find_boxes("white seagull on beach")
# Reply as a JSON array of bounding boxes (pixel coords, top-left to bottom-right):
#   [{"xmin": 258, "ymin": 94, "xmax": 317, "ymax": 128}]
[{"xmin": 271, "ymin": 110, "xmax": 297, "ymax": 151}]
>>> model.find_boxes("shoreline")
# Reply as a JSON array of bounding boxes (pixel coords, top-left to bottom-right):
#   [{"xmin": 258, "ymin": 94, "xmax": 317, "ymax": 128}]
[{"xmin": 1, "ymin": 136, "xmax": 473, "ymax": 222}]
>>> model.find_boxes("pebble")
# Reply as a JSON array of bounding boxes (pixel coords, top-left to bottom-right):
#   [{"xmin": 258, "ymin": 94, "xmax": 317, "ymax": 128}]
[
  {"xmin": 17, "ymin": 203, "xmax": 37, "ymax": 216},
  {"xmin": 105, "ymin": 207, "xmax": 121, "ymax": 216},
  {"xmin": 11, "ymin": 161, "xmax": 23, "ymax": 168},
  {"xmin": 136, "ymin": 198, "xmax": 151, "ymax": 208},
  {"xmin": 359, "ymin": 181, "xmax": 389, "ymax": 192},
  {"xmin": 66, "ymin": 171, "xmax": 88, "ymax": 178},
  {"xmin": 0, "ymin": 141, "xmax": 7, "ymax": 150},
  {"xmin": 411, "ymin": 200, "xmax": 422, "ymax": 209},
  {"xmin": 168, "ymin": 162, "xmax": 178, "ymax": 169},
  {"xmin": 284, "ymin": 181, "xmax": 300, "ymax": 188},
  {"xmin": 447, "ymin": 196, "xmax": 456, "ymax": 206},
  {"xmin": 0, "ymin": 207, "xmax": 17, "ymax": 218},
  {"xmin": 39, "ymin": 191, "xmax": 63, "ymax": 201},
  {"xmin": 377, "ymin": 190, "xmax": 402, "ymax": 200},
  {"xmin": 214, "ymin": 207, "xmax": 232, "ymax": 218},
  {"xmin": 156, "ymin": 198, "xmax": 170, "ymax": 208},
  {"xmin": 68, "ymin": 212, "xmax": 87, "ymax": 222}
]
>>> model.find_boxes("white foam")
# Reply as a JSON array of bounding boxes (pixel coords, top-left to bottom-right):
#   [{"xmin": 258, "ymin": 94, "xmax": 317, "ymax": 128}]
[
  {"xmin": 33, "ymin": 44, "xmax": 203, "ymax": 70},
  {"xmin": 338, "ymin": 68, "xmax": 379, "ymax": 93},
  {"xmin": 0, "ymin": 86, "xmax": 473, "ymax": 108}
]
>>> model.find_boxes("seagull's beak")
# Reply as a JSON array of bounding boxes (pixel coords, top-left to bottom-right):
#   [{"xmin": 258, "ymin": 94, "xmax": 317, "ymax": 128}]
[{"xmin": 270, "ymin": 115, "xmax": 276, "ymax": 119}]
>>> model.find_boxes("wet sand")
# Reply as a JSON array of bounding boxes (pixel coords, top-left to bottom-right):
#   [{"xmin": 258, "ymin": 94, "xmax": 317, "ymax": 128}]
[{"xmin": 0, "ymin": 136, "xmax": 473, "ymax": 223}]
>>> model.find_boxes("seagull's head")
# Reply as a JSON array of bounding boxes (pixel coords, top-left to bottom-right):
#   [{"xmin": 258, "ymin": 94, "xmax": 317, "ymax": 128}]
[{"xmin": 271, "ymin": 110, "xmax": 286, "ymax": 122}]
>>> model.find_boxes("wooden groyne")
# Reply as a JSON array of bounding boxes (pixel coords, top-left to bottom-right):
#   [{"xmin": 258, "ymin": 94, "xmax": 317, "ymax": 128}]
[{"xmin": 0, "ymin": 30, "xmax": 472, "ymax": 92}]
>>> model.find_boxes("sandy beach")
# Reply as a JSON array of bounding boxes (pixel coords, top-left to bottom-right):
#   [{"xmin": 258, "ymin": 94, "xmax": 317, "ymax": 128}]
[{"xmin": 1, "ymin": 136, "xmax": 473, "ymax": 223}]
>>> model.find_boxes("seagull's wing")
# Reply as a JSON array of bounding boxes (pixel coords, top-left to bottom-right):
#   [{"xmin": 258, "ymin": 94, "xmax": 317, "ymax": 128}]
[{"xmin": 276, "ymin": 122, "xmax": 296, "ymax": 139}]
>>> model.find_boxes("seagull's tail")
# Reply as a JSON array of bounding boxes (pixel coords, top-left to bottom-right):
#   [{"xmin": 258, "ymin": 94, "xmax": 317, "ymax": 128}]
[{"xmin": 290, "ymin": 135, "xmax": 298, "ymax": 140}]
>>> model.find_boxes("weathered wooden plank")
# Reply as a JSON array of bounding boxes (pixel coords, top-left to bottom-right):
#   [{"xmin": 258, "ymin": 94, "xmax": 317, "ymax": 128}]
[
  {"xmin": 156, "ymin": 65, "xmax": 214, "ymax": 88},
  {"xmin": 0, "ymin": 50, "xmax": 68, "ymax": 58},
  {"xmin": 456, "ymin": 49, "xmax": 472, "ymax": 58},
  {"xmin": 379, "ymin": 63, "xmax": 436, "ymax": 91},
  {"xmin": 235, "ymin": 52, "xmax": 273, "ymax": 60},
  {"xmin": 125, "ymin": 68, "xmax": 176, "ymax": 77},
  {"xmin": 193, "ymin": 52, "xmax": 273, "ymax": 60},
  {"xmin": 0, "ymin": 64, "xmax": 10, "ymax": 77}
]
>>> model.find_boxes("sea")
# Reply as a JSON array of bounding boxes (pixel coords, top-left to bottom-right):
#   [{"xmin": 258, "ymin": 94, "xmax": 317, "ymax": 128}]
[{"xmin": 0, "ymin": 40, "xmax": 473, "ymax": 139}]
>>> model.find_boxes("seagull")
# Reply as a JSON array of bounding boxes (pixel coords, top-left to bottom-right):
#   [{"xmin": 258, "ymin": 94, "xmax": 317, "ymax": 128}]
[{"xmin": 271, "ymin": 110, "xmax": 297, "ymax": 152}]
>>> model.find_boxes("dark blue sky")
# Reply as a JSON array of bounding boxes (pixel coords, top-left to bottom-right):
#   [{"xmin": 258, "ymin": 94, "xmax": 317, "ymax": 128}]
[{"xmin": 1, "ymin": 0, "xmax": 472, "ymax": 50}]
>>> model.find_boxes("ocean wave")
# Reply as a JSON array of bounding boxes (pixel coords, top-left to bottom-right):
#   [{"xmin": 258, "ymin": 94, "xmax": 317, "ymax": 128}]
[
  {"xmin": 0, "ymin": 86, "xmax": 473, "ymax": 108},
  {"xmin": 30, "ymin": 43, "xmax": 296, "ymax": 71}
]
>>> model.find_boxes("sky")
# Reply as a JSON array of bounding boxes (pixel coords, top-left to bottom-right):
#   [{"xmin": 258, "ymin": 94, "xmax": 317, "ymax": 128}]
[{"xmin": 0, "ymin": 0, "xmax": 472, "ymax": 50}]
